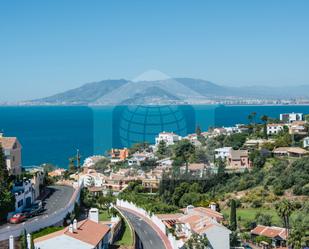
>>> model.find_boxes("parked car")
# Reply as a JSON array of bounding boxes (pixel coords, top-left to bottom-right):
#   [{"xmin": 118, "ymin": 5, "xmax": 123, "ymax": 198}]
[
  {"xmin": 9, "ymin": 213, "xmax": 27, "ymax": 224},
  {"xmin": 23, "ymin": 201, "xmax": 44, "ymax": 218}
]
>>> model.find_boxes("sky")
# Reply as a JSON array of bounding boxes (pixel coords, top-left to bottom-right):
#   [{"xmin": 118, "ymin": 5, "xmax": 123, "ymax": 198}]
[{"xmin": 1, "ymin": 0, "xmax": 309, "ymax": 101}]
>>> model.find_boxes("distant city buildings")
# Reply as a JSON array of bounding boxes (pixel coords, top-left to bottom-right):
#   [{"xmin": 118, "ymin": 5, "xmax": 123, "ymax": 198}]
[{"xmin": 0, "ymin": 133, "xmax": 22, "ymax": 175}]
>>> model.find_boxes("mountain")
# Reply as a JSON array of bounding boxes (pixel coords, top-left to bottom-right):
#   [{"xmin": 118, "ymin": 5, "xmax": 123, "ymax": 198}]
[
  {"xmin": 31, "ymin": 79, "xmax": 129, "ymax": 105},
  {"xmin": 26, "ymin": 78, "xmax": 309, "ymax": 105}
]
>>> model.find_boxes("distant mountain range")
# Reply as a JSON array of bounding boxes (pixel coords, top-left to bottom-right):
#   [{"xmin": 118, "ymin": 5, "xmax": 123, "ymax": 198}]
[{"xmin": 24, "ymin": 78, "xmax": 309, "ymax": 105}]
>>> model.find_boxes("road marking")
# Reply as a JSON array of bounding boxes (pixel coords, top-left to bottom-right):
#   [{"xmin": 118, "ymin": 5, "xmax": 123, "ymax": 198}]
[{"xmin": 150, "ymin": 240, "xmax": 153, "ymax": 245}]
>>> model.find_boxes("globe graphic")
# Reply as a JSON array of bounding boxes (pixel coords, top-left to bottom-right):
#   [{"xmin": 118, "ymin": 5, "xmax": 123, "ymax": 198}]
[{"xmin": 114, "ymin": 105, "xmax": 192, "ymax": 148}]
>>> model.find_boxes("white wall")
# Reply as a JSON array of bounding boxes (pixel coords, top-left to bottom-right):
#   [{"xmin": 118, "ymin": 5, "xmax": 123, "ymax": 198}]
[{"xmin": 116, "ymin": 199, "xmax": 184, "ymax": 249}]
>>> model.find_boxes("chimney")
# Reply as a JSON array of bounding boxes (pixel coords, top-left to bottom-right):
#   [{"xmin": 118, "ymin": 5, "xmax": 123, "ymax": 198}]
[
  {"xmin": 186, "ymin": 205, "xmax": 194, "ymax": 214},
  {"xmin": 69, "ymin": 223, "xmax": 74, "ymax": 233},
  {"xmin": 210, "ymin": 202, "xmax": 217, "ymax": 211},
  {"xmin": 88, "ymin": 208, "xmax": 99, "ymax": 223},
  {"xmin": 73, "ymin": 219, "xmax": 78, "ymax": 231}
]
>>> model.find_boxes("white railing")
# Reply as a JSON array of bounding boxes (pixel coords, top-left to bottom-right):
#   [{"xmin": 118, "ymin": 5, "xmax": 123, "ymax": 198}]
[
  {"xmin": 0, "ymin": 184, "xmax": 81, "ymax": 241},
  {"xmin": 116, "ymin": 199, "xmax": 184, "ymax": 249}
]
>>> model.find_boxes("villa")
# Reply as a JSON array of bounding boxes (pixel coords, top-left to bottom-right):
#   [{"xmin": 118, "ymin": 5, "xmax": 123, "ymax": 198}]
[
  {"xmin": 227, "ymin": 149, "xmax": 251, "ymax": 169},
  {"xmin": 0, "ymin": 133, "xmax": 22, "ymax": 175},
  {"xmin": 34, "ymin": 209, "xmax": 111, "ymax": 249},
  {"xmin": 280, "ymin": 112, "xmax": 303, "ymax": 123},
  {"xmin": 251, "ymin": 225, "xmax": 287, "ymax": 248},
  {"xmin": 157, "ymin": 205, "xmax": 231, "ymax": 249},
  {"xmin": 155, "ymin": 131, "xmax": 181, "ymax": 147},
  {"xmin": 109, "ymin": 148, "xmax": 129, "ymax": 161},
  {"xmin": 273, "ymin": 147, "xmax": 308, "ymax": 158},
  {"xmin": 267, "ymin": 124, "xmax": 285, "ymax": 135},
  {"xmin": 214, "ymin": 147, "xmax": 232, "ymax": 160},
  {"xmin": 288, "ymin": 120, "xmax": 307, "ymax": 135}
]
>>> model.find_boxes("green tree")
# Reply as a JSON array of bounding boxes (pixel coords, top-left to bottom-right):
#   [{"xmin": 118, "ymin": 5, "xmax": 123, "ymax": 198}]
[
  {"xmin": 173, "ymin": 139, "xmax": 195, "ymax": 175},
  {"xmin": 260, "ymin": 115, "xmax": 268, "ymax": 139},
  {"xmin": 195, "ymin": 125, "xmax": 202, "ymax": 136},
  {"xmin": 185, "ymin": 233, "xmax": 209, "ymax": 249},
  {"xmin": 288, "ymin": 226, "xmax": 306, "ymax": 249},
  {"xmin": 276, "ymin": 199, "xmax": 295, "ymax": 243},
  {"xmin": 68, "ymin": 157, "xmax": 76, "ymax": 172},
  {"xmin": 0, "ymin": 146, "xmax": 14, "ymax": 220},
  {"xmin": 156, "ymin": 140, "xmax": 168, "ymax": 159},
  {"xmin": 255, "ymin": 212, "xmax": 272, "ymax": 226},
  {"xmin": 230, "ymin": 199, "xmax": 237, "ymax": 231},
  {"xmin": 0, "ymin": 145, "xmax": 9, "ymax": 187},
  {"xmin": 20, "ymin": 230, "xmax": 27, "ymax": 249}
]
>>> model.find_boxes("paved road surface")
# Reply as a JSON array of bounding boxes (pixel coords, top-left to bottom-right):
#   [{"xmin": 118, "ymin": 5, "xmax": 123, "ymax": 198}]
[
  {"xmin": 42, "ymin": 185, "xmax": 74, "ymax": 215},
  {"xmin": 0, "ymin": 185, "xmax": 74, "ymax": 230},
  {"xmin": 120, "ymin": 209, "xmax": 166, "ymax": 249}
]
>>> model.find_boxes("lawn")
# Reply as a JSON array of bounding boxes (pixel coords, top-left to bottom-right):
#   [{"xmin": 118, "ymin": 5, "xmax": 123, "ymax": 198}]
[
  {"xmin": 32, "ymin": 226, "xmax": 63, "ymax": 239},
  {"xmin": 99, "ymin": 210, "xmax": 111, "ymax": 221},
  {"xmin": 115, "ymin": 218, "xmax": 133, "ymax": 246},
  {"xmin": 222, "ymin": 208, "xmax": 282, "ymax": 227},
  {"xmin": 100, "ymin": 209, "xmax": 133, "ymax": 246}
]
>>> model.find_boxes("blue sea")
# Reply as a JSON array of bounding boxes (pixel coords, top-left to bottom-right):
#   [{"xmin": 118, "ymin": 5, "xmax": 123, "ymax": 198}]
[{"xmin": 0, "ymin": 105, "xmax": 308, "ymax": 168}]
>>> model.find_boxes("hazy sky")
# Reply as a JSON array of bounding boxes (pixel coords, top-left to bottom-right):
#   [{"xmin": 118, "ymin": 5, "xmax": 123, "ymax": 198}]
[{"xmin": 1, "ymin": 0, "xmax": 309, "ymax": 101}]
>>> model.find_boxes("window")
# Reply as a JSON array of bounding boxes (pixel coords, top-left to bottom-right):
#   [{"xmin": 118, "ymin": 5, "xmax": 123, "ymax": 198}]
[{"xmin": 18, "ymin": 200, "xmax": 23, "ymax": 208}]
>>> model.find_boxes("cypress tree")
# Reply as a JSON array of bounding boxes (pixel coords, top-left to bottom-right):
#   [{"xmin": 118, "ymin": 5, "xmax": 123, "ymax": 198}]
[{"xmin": 230, "ymin": 199, "xmax": 237, "ymax": 231}]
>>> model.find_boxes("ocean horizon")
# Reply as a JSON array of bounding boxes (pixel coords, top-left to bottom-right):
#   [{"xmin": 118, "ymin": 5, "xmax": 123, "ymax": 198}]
[{"xmin": 0, "ymin": 105, "xmax": 308, "ymax": 169}]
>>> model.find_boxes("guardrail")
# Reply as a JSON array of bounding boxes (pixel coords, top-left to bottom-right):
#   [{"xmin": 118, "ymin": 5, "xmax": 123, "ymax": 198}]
[{"xmin": 0, "ymin": 184, "xmax": 81, "ymax": 241}]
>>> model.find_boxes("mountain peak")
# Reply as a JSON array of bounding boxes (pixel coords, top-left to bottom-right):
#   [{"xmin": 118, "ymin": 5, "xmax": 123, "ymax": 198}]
[{"xmin": 132, "ymin": 70, "xmax": 172, "ymax": 82}]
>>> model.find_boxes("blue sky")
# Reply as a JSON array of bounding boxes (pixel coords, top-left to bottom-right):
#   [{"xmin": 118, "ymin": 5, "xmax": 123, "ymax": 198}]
[{"xmin": 1, "ymin": 0, "xmax": 309, "ymax": 101}]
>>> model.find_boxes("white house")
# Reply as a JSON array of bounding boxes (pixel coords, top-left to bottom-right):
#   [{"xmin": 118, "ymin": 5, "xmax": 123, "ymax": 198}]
[
  {"xmin": 82, "ymin": 173, "xmax": 105, "ymax": 188},
  {"xmin": 303, "ymin": 137, "xmax": 309, "ymax": 148},
  {"xmin": 267, "ymin": 124, "xmax": 285, "ymax": 135},
  {"xmin": 12, "ymin": 180, "xmax": 34, "ymax": 213},
  {"xmin": 214, "ymin": 147, "xmax": 232, "ymax": 160},
  {"xmin": 34, "ymin": 208, "xmax": 111, "ymax": 249},
  {"xmin": 158, "ymin": 206, "xmax": 231, "ymax": 249},
  {"xmin": 280, "ymin": 113, "xmax": 303, "ymax": 123},
  {"xmin": 127, "ymin": 151, "xmax": 155, "ymax": 166},
  {"xmin": 155, "ymin": 132, "xmax": 181, "ymax": 147}
]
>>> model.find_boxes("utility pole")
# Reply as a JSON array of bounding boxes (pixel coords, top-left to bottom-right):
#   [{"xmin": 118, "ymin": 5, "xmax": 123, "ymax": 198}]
[{"xmin": 76, "ymin": 149, "xmax": 81, "ymax": 169}]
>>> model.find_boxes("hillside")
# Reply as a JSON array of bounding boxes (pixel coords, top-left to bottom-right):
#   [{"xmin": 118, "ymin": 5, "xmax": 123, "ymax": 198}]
[{"xmin": 26, "ymin": 77, "xmax": 309, "ymax": 105}]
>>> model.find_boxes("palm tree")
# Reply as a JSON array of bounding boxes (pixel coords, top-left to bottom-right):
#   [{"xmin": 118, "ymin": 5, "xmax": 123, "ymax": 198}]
[
  {"xmin": 276, "ymin": 199, "xmax": 295, "ymax": 245},
  {"xmin": 260, "ymin": 115, "xmax": 269, "ymax": 139}
]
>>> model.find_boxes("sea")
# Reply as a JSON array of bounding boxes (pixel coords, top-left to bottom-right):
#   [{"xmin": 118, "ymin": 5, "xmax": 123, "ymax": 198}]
[{"xmin": 0, "ymin": 105, "xmax": 308, "ymax": 169}]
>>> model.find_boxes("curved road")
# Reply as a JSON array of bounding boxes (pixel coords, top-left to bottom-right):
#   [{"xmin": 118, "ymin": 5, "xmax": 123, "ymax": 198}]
[
  {"xmin": 0, "ymin": 185, "xmax": 74, "ymax": 235},
  {"xmin": 119, "ymin": 209, "xmax": 166, "ymax": 249}
]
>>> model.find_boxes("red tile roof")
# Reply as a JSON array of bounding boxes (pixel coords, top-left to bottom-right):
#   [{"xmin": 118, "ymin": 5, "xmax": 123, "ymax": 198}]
[
  {"xmin": 0, "ymin": 137, "xmax": 18, "ymax": 149},
  {"xmin": 251, "ymin": 225, "xmax": 287, "ymax": 240},
  {"xmin": 34, "ymin": 219, "xmax": 110, "ymax": 246}
]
